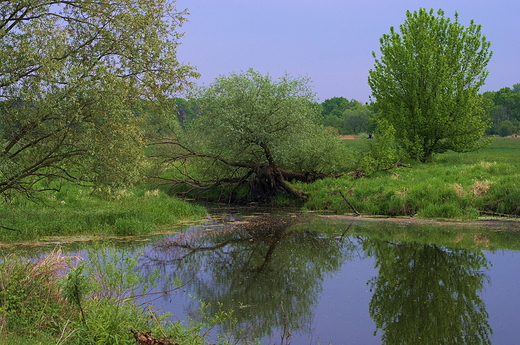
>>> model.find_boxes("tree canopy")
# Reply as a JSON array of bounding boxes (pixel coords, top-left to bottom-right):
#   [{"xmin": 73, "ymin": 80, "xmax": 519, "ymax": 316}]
[
  {"xmin": 150, "ymin": 69, "xmax": 351, "ymax": 202},
  {"xmin": 368, "ymin": 8, "xmax": 493, "ymax": 162},
  {"xmin": 0, "ymin": 0, "xmax": 197, "ymax": 201},
  {"xmin": 479, "ymin": 83, "xmax": 520, "ymax": 136}
]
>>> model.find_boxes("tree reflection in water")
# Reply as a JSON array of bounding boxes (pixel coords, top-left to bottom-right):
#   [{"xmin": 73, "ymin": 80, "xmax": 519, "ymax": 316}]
[
  {"xmin": 364, "ymin": 239, "xmax": 492, "ymax": 345},
  {"xmin": 141, "ymin": 213, "xmax": 355, "ymax": 341}
]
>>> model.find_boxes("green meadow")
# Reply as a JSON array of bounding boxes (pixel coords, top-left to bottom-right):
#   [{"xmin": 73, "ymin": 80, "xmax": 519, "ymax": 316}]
[{"xmin": 298, "ymin": 136, "xmax": 520, "ymax": 219}]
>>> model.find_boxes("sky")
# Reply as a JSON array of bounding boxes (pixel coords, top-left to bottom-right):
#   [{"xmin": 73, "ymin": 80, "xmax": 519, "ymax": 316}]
[{"xmin": 174, "ymin": 0, "xmax": 519, "ymax": 103}]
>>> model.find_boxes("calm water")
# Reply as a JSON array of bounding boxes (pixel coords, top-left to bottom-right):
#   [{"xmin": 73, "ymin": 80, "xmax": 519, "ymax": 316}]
[
  {"xmin": 134, "ymin": 209, "xmax": 520, "ymax": 344},
  {"xmin": 6, "ymin": 208, "xmax": 520, "ymax": 344}
]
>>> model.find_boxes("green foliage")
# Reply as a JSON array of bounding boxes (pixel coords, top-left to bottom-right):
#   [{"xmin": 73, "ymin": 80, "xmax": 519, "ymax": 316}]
[
  {"xmin": 319, "ymin": 97, "xmax": 374, "ymax": 135},
  {"xmin": 0, "ymin": 1, "xmax": 198, "ymax": 202},
  {"xmin": 0, "ymin": 247, "xmax": 252, "ymax": 345},
  {"xmin": 358, "ymin": 118, "xmax": 400, "ymax": 175},
  {"xmin": 0, "ymin": 250, "xmax": 74, "ymax": 338},
  {"xmin": 483, "ymin": 85, "xmax": 520, "ymax": 135},
  {"xmin": 342, "ymin": 107, "xmax": 373, "ymax": 134},
  {"xmin": 151, "ymin": 69, "xmax": 353, "ymax": 202},
  {"xmin": 321, "ymin": 97, "xmax": 361, "ymax": 118},
  {"xmin": 497, "ymin": 120, "xmax": 516, "ymax": 137},
  {"xmin": 197, "ymin": 69, "xmax": 351, "ymax": 173},
  {"xmin": 368, "ymin": 8, "xmax": 493, "ymax": 162}
]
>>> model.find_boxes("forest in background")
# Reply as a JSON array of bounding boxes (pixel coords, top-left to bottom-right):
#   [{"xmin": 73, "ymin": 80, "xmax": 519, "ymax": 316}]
[{"xmin": 167, "ymin": 82, "xmax": 520, "ymax": 138}]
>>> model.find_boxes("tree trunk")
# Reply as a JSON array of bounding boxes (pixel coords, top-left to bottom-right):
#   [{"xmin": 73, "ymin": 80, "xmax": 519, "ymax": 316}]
[{"xmin": 248, "ymin": 165, "xmax": 308, "ymax": 202}]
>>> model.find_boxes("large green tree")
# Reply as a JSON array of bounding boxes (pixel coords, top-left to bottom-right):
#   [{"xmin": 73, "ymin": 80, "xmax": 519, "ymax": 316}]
[
  {"xmin": 150, "ymin": 69, "xmax": 350, "ymax": 202},
  {"xmin": 0, "ymin": 1, "xmax": 197, "ymax": 202},
  {"xmin": 368, "ymin": 8, "xmax": 493, "ymax": 162}
]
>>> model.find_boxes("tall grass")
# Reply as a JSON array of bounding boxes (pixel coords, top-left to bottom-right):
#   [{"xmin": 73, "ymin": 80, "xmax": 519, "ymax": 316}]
[
  {"xmin": 0, "ymin": 248, "xmax": 253, "ymax": 345},
  {"xmin": 0, "ymin": 184, "xmax": 207, "ymax": 243},
  {"xmin": 298, "ymin": 137, "xmax": 520, "ymax": 219}
]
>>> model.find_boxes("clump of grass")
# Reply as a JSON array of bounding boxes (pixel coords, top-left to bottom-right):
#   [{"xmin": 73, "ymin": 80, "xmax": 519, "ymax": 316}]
[{"xmin": 0, "ymin": 249, "xmax": 76, "ymax": 339}]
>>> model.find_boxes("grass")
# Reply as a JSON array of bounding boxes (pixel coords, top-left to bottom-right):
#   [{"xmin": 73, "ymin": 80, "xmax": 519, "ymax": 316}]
[
  {"xmin": 297, "ymin": 137, "xmax": 520, "ymax": 219},
  {"xmin": 0, "ymin": 184, "xmax": 207, "ymax": 243},
  {"xmin": 0, "ymin": 247, "xmax": 255, "ymax": 345}
]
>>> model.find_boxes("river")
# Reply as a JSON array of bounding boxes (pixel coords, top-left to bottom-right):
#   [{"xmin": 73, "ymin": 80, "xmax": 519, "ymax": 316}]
[{"xmin": 3, "ymin": 206, "xmax": 520, "ymax": 344}]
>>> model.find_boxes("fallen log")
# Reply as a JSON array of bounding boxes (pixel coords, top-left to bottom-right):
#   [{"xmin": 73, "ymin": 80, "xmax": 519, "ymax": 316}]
[{"xmin": 479, "ymin": 210, "xmax": 520, "ymax": 218}]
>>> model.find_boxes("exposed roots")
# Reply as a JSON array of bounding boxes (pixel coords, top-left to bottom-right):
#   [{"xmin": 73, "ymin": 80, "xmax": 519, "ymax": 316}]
[{"xmin": 248, "ymin": 165, "xmax": 309, "ymax": 202}]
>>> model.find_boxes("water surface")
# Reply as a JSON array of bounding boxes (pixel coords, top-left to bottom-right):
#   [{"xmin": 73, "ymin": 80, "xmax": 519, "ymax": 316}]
[{"xmin": 4, "ymin": 208, "xmax": 520, "ymax": 344}]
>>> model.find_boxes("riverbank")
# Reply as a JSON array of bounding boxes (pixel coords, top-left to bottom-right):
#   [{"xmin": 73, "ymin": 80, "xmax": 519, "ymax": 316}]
[
  {"xmin": 1, "ymin": 138, "xmax": 518, "ymax": 244},
  {"xmin": 296, "ymin": 137, "xmax": 520, "ymax": 219},
  {"xmin": 0, "ymin": 184, "xmax": 207, "ymax": 244}
]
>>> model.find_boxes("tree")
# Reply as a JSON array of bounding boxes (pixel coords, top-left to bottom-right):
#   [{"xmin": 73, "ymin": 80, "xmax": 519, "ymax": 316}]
[
  {"xmin": 497, "ymin": 120, "xmax": 516, "ymax": 137},
  {"xmin": 150, "ymin": 69, "xmax": 351, "ymax": 202},
  {"xmin": 368, "ymin": 8, "xmax": 493, "ymax": 162},
  {"xmin": 321, "ymin": 97, "xmax": 360, "ymax": 118},
  {"xmin": 0, "ymin": 1, "xmax": 197, "ymax": 203},
  {"xmin": 342, "ymin": 107, "xmax": 373, "ymax": 134}
]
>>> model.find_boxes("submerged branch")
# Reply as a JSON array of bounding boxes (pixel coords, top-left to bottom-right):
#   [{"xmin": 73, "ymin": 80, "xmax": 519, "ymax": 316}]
[{"xmin": 330, "ymin": 191, "xmax": 360, "ymax": 216}]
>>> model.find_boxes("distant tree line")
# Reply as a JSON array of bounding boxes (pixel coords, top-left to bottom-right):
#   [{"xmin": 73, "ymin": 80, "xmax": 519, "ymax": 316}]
[
  {"xmin": 319, "ymin": 97, "xmax": 375, "ymax": 136},
  {"xmin": 316, "ymin": 81, "xmax": 520, "ymax": 139},
  {"xmin": 483, "ymin": 84, "xmax": 520, "ymax": 136}
]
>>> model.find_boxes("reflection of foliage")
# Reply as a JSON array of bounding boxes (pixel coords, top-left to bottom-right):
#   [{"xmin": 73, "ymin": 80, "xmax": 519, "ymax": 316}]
[
  {"xmin": 365, "ymin": 240, "xmax": 491, "ymax": 345},
  {"xmin": 143, "ymin": 214, "xmax": 354, "ymax": 339}
]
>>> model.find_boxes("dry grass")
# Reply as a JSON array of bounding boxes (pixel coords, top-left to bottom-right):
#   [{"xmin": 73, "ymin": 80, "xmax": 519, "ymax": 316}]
[
  {"xmin": 32, "ymin": 249, "xmax": 78, "ymax": 279},
  {"xmin": 395, "ymin": 188, "xmax": 408, "ymax": 196},
  {"xmin": 450, "ymin": 184, "xmax": 467, "ymax": 197},
  {"xmin": 471, "ymin": 180, "xmax": 491, "ymax": 196}
]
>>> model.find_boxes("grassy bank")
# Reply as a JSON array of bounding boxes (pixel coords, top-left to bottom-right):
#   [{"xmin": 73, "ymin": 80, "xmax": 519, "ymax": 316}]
[
  {"xmin": 297, "ymin": 137, "xmax": 520, "ymax": 219},
  {"xmin": 0, "ymin": 184, "xmax": 207, "ymax": 243},
  {"xmin": 0, "ymin": 247, "xmax": 253, "ymax": 345}
]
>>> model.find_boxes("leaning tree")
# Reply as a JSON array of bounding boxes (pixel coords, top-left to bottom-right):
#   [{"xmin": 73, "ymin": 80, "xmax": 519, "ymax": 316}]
[{"xmin": 149, "ymin": 69, "xmax": 351, "ymax": 202}]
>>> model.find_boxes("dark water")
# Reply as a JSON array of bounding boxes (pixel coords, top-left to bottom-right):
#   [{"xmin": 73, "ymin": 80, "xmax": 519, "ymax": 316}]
[{"xmin": 5, "ymin": 208, "xmax": 520, "ymax": 344}]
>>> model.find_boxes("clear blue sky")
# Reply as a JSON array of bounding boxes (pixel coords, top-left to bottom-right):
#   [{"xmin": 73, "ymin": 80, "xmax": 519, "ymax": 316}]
[{"xmin": 175, "ymin": 0, "xmax": 519, "ymax": 103}]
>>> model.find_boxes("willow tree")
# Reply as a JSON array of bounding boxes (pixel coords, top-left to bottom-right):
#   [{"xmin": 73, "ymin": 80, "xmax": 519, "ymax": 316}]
[
  {"xmin": 151, "ymin": 69, "xmax": 350, "ymax": 202},
  {"xmin": 0, "ymin": 1, "xmax": 197, "ymax": 202},
  {"xmin": 368, "ymin": 8, "xmax": 493, "ymax": 162}
]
